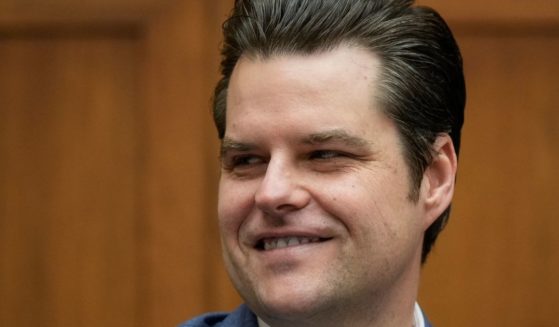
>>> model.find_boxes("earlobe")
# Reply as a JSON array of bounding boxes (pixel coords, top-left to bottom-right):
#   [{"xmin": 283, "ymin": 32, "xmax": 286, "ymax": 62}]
[{"xmin": 422, "ymin": 134, "xmax": 458, "ymax": 230}]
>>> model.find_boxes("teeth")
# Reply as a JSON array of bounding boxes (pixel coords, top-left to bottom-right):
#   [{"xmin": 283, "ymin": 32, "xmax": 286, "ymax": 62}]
[
  {"xmin": 262, "ymin": 237, "xmax": 321, "ymax": 250},
  {"xmin": 287, "ymin": 237, "xmax": 298, "ymax": 247},
  {"xmin": 277, "ymin": 238, "xmax": 288, "ymax": 249}
]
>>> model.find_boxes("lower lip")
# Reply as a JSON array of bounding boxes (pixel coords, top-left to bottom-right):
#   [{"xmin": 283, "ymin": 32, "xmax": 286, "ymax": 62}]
[{"xmin": 254, "ymin": 240, "xmax": 332, "ymax": 263}]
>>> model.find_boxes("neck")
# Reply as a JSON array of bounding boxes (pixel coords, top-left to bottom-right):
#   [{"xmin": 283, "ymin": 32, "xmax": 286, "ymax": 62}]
[{"xmin": 259, "ymin": 303, "xmax": 421, "ymax": 327}]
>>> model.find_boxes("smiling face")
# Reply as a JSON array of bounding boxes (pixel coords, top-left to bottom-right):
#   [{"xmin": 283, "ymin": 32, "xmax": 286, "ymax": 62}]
[{"xmin": 218, "ymin": 46, "xmax": 439, "ymax": 326}]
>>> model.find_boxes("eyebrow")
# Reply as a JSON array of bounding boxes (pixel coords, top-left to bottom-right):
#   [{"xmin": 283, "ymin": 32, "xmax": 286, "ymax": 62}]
[
  {"xmin": 220, "ymin": 138, "xmax": 255, "ymax": 158},
  {"xmin": 220, "ymin": 129, "xmax": 371, "ymax": 157},
  {"xmin": 303, "ymin": 129, "xmax": 371, "ymax": 148}
]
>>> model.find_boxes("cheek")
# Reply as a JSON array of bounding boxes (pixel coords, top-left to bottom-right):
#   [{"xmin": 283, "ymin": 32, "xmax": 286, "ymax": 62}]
[
  {"xmin": 314, "ymin": 174, "xmax": 385, "ymax": 219},
  {"xmin": 316, "ymin": 173, "xmax": 416, "ymax": 236},
  {"xmin": 217, "ymin": 179, "xmax": 255, "ymax": 235}
]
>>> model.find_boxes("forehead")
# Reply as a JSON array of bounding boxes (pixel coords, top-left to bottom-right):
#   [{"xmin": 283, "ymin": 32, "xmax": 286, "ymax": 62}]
[{"xmin": 226, "ymin": 46, "xmax": 383, "ymax": 129}]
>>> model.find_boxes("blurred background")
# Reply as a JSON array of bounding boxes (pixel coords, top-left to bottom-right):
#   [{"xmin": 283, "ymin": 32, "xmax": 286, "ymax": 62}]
[{"xmin": 0, "ymin": 0, "xmax": 557, "ymax": 326}]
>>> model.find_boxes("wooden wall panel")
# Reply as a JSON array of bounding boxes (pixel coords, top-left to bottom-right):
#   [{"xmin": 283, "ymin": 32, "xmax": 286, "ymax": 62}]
[
  {"xmin": 0, "ymin": 2, "xmax": 238, "ymax": 326},
  {"xmin": 0, "ymin": 36, "xmax": 142, "ymax": 326},
  {"xmin": 140, "ymin": 1, "xmax": 238, "ymax": 325},
  {"xmin": 417, "ymin": 4, "xmax": 559, "ymax": 326},
  {"xmin": 417, "ymin": 0, "xmax": 559, "ymax": 23},
  {"xmin": 0, "ymin": 0, "xmax": 174, "ymax": 25},
  {"xmin": 420, "ymin": 33, "xmax": 559, "ymax": 326}
]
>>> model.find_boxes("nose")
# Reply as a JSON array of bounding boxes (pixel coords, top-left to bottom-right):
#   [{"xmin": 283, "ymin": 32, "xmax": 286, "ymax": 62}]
[{"xmin": 254, "ymin": 157, "xmax": 310, "ymax": 217}]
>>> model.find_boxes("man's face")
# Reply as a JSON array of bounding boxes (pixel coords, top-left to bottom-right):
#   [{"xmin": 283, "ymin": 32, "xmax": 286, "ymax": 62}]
[{"xmin": 218, "ymin": 46, "xmax": 430, "ymax": 322}]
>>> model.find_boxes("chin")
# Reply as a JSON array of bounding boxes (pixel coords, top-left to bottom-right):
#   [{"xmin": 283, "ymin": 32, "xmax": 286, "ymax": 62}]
[
  {"xmin": 250, "ymin": 283, "xmax": 333, "ymax": 322},
  {"xmin": 256, "ymin": 301, "xmax": 317, "ymax": 323}
]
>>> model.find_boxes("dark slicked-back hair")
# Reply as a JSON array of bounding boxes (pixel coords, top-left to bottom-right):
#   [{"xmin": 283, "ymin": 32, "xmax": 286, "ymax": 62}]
[{"xmin": 213, "ymin": 0, "xmax": 466, "ymax": 262}]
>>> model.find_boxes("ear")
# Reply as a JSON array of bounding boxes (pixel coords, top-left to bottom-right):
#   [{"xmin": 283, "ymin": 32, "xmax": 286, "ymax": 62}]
[{"xmin": 420, "ymin": 134, "xmax": 458, "ymax": 230}]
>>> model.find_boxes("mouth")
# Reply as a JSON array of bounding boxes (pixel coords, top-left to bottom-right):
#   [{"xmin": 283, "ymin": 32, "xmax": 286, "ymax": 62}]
[{"xmin": 255, "ymin": 236, "xmax": 332, "ymax": 251}]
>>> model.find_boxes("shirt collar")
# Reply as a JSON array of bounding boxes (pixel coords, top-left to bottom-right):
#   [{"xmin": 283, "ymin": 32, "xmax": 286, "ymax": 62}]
[{"xmin": 414, "ymin": 302, "xmax": 425, "ymax": 327}]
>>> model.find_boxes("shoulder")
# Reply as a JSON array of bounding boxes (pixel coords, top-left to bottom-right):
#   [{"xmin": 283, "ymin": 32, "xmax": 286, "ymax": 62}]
[{"xmin": 178, "ymin": 304, "xmax": 258, "ymax": 327}]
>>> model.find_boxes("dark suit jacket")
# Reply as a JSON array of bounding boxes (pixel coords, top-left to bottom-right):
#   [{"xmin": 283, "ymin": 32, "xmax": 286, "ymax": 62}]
[{"xmin": 179, "ymin": 304, "xmax": 433, "ymax": 327}]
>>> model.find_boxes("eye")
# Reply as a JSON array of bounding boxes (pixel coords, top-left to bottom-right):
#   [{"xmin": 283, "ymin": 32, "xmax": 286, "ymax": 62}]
[
  {"xmin": 223, "ymin": 154, "xmax": 265, "ymax": 171},
  {"xmin": 234, "ymin": 155, "xmax": 263, "ymax": 166},
  {"xmin": 309, "ymin": 150, "xmax": 345, "ymax": 160}
]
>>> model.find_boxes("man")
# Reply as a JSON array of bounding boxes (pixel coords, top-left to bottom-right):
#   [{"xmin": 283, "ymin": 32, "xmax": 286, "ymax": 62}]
[{"xmin": 182, "ymin": 0, "xmax": 465, "ymax": 326}]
